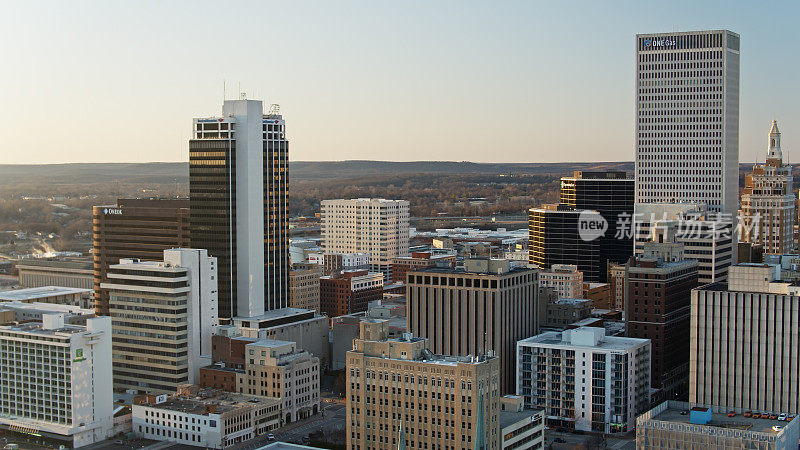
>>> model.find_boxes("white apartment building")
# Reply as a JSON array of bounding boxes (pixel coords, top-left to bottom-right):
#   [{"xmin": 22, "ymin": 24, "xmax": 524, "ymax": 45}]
[
  {"xmin": 740, "ymin": 121, "xmax": 795, "ymax": 254},
  {"xmin": 691, "ymin": 263, "xmax": 800, "ymax": 414},
  {"xmin": 516, "ymin": 327, "xmax": 650, "ymax": 434},
  {"xmin": 538, "ymin": 264, "xmax": 584, "ymax": 299},
  {"xmin": 133, "ymin": 387, "xmax": 281, "ymax": 449},
  {"xmin": 320, "ymin": 198, "xmax": 409, "ymax": 281},
  {"xmin": 0, "ymin": 315, "xmax": 114, "ymax": 448},
  {"xmin": 635, "ymin": 30, "xmax": 740, "ymax": 215},
  {"xmin": 243, "ymin": 340, "xmax": 320, "ymax": 423},
  {"xmin": 102, "ymin": 249, "xmax": 218, "ymax": 394}
]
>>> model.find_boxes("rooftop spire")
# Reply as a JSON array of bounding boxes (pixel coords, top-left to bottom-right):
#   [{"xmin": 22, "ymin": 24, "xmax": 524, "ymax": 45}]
[{"xmin": 767, "ymin": 119, "xmax": 782, "ymax": 163}]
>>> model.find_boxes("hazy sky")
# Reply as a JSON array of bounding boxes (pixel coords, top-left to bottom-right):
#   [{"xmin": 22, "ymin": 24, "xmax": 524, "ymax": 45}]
[{"xmin": 1, "ymin": 1, "xmax": 797, "ymax": 164}]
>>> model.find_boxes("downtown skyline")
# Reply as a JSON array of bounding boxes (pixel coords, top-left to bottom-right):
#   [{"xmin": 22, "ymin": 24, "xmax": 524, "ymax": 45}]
[{"xmin": 0, "ymin": 0, "xmax": 798, "ymax": 165}]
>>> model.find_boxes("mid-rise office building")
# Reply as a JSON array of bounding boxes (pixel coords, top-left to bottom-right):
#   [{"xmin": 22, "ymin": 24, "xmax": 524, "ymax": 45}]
[
  {"xmin": 538, "ymin": 264, "xmax": 584, "ymax": 299},
  {"xmin": 626, "ymin": 235, "xmax": 698, "ymax": 400},
  {"xmin": 289, "ymin": 263, "xmax": 321, "ymax": 312},
  {"xmin": 636, "ymin": 401, "xmax": 800, "ymax": 450},
  {"xmin": 634, "ymin": 203, "xmax": 733, "ymax": 284},
  {"xmin": 307, "ymin": 252, "xmax": 370, "ymax": 276},
  {"xmin": 516, "ymin": 327, "xmax": 651, "ymax": 434},
  {"xmin": 319, "ymin": 270, "xmax": 383, "ymax": 318},
  {"xmin": 540, "ymin": 297, "xmax": 592, "ymax": 329},
  {"xmin": 220, "ymin": 308, "xmax": 331, "ymax": 370},
  {"xmin": 102, "ymin": 249, "xmax": 218, "ymax": 394},
  {"xmin": 133, "ymin": 386, "xmax": 282, "ymax": 449},
  {"xmin": 190, "ymin": 99, "xmax": 289, "ymax": 320},
  {"xmin": 528, "ymin": 204, "xmax": 602, "ymax": 281},
  {"xmin": 560, "ymin": 171, "xmax": 634, "ymax": 277},
  {"xmin": 242, "ymin": 340, "xmax": 319, "ymax": 422},
  {"xmin": 93, "ymin": 198, "xmax": 190, "ymax": 315},
  {"xmin": 0, "ymin": 286, "xmax": 93, "ymax": 309},
  {"xmin": 0, "ymin": 301, "xmax": 94, "ymax": 325},
  {"xmin": 201, "ymin": 339, "xmax": 320, "ymax": 423},
  {"xmin": 16, "ymin": 259, "xmax": 93, "ymax": 290},
  {"xmin": 346, "ymin": 320, "xmax": 501, "ymax": 450},
  {"xmin": 407, "ymin": 259, "xmax": 538, "ymax": 394},
  {"xmin": 740, "ymin": 120, "xmax": 795, "ymax": 254},
  {"xmin": 498, "ymin": 396, "xmax": 545, "ymax": 450},
  {"xmin": 608, "ymin": 263, "xmax": 627, "ymax": 311},
  {"xmin": 635, "ymin": 30, "xmax": 740, "ymax": 214},
  {"xmin": 391, "ymin": 251, "xmax": 457, "ymax": 284},
  {"xmin": 691, "ymin": 263, "xmax": 800, "ymax": 414},
  {"xmin": 321, "ymin": 198, "xmax": 409, "ymax": 281},
  {"xmin": 0, "ymin": 315, "xmax": 114, "ymax": 448}
]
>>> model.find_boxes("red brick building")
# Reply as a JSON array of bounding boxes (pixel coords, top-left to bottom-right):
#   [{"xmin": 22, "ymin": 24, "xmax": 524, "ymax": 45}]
[
  {"xmin": 198, "ymin": 334, "xmax": 256, "ymax": 391},
  {"xmin": 320, "ymin": 270, "xmax": 383, "ymax": 317},
  {"xmin": 626, "ymin": 242, "xmax": 698, "ymax": 401}
]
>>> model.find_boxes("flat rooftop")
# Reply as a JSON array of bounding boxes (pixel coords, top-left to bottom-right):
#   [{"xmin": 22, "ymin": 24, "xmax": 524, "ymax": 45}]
[
  {"xmin": 413, "ymin": 266, "xmax": 534, "ymax": 276},
  {"xmin": 0, "ymin": 301, "xmax": 94, "ymax": 315},
  {"xmin": 500, "ymin": 409, "xmax": 540, "ymax": 429},
  {"xmin": 554, "ymin": 298, "xmax": 591, "ymax": 306},
  {"xmin": 0, "ymin": 321, "xmax": 86, "ymax": 336},
  {"xmin": 652, "ymin": 406, "xmax": 791, "ymax": 435},
  {"xmin": 520, "ymin": 329, "xmax": 647, "ymax": 351},
  {"xmin": 256, "ymin": 443, "xmax": 317, "ymax": 450},
  {"xmin": 247, "ymin": 339, "xmax": 295, "ymax": 349},
  {"xmin": 233, "ymin": 307, "xmax": 316, "ymax": 322},
  {"xmin": 139, "ymin": 390, "xmax": 278, "ymax": 415},
  {"xmin": 0, "ymin": 286, "xmax": 92, "ymax": 301}
]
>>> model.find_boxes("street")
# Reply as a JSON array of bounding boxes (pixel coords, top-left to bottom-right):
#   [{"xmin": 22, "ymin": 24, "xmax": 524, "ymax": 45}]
[{"xmin": 229, "ymin": 404, "xmax": 346, "ymax": 450}]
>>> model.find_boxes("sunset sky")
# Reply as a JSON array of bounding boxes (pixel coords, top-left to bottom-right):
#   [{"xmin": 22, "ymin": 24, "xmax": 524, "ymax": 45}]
[{"xmin": 1, "ymin": 0, "xmax": 797, "ymax": 164}]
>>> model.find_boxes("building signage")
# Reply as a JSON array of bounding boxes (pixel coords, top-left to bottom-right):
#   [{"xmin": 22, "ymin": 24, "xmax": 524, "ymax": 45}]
[
  {"xmin": 73, "ymin": 348, "xmax": 86, "ymax": 362},
  {"xmin": 197, "ymin": 118, "xmax": 224, "ymax": 123},
  {"xmin": 155, "ymin": 394, "xmax": 168, "ymax": 404},
  {"xmin": 644, "ymin": 38, "xmax": 676, "ymax": 48},
  {"xmin": 103, "ymin": 208, "xmax": 123, "ymax": 215}
]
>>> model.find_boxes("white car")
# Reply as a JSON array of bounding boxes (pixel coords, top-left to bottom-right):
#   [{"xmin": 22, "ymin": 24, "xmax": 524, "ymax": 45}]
[
  {"xmin": 778, "ymin": 413, "xmax": 787, "ymax": 421},
  {"xmin": 772, "ymin": 425, "xmax": 783, "ymax": 432},
  {"xmin": 267, "ymin": 434, "xmax": 276, "ymax": 441}
]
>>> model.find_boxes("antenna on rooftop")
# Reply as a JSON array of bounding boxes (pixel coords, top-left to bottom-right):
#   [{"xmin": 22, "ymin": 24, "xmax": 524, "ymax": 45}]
[{"xmin": 223, "ymin": 80, "xmax": 226, "ymax": 102}]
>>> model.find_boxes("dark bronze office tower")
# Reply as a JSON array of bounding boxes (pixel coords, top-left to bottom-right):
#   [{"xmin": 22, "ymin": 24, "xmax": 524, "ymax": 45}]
[
  {"xmin": 560, "ymin": 171, "xmax": 634, "ymax": 281},
  {"xmin": 92, "ymin": 198, "xmax": 190, "ymax": 315},
  {"xmin": 189, "ymin": 99, "xmax": 289, "ymax": 320},
  {"xmin": 528, "ymin": 204, "xmax": 602, "ymax": 281}
]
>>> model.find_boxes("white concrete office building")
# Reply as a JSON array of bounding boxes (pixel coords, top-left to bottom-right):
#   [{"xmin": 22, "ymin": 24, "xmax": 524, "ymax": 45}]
[
  {"xmin": 516, "ymin": 327, "xmax": 650, "ymax": 434},
  {"xmin": 320, "ymin": 198, "xmax": 409, "ymax": 281},
  {"xmin": 634, "ymin": 203, "xmax": 734, "ymax": 283},
  {"xmin": 691, "ymin": 263, "xmax": 800, "ymax": 414},
  {"xmin": 0, "ymin": 315, "xmax": 114, "ymax": 448},
  {"xmin": 635, "ymin": 30, "xmax": 740, "ymax": 215},
  {"xmin": 102, "ymin": 249, "xmax": 218, "ymax": 394}
]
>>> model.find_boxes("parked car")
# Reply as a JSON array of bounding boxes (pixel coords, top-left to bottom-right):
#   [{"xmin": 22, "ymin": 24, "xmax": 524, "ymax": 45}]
[
  {"xmin": 743, "ymin": 411, "xmax": 753, "ymax": 418},
  {"xmin": 778, "ymin": 413, "xmax": 787, "ymax": 421},
  {"xmin": 553, "ymin": 438, "xmax": 566, "ymax": 443},
  {"xmin": 772, "ymin": 425, "xmax": 783, "ymax": 432},
  {"xmin": 267, "ymin": 434, "xmax": 276, "ymax": 441},
  {"xmin": 769, "ymin": 414, "xmax": 778, "ymax": 420},
  {"xmin": 727, "ymin": 411, "xmax": 736, "ymax": 417}
]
